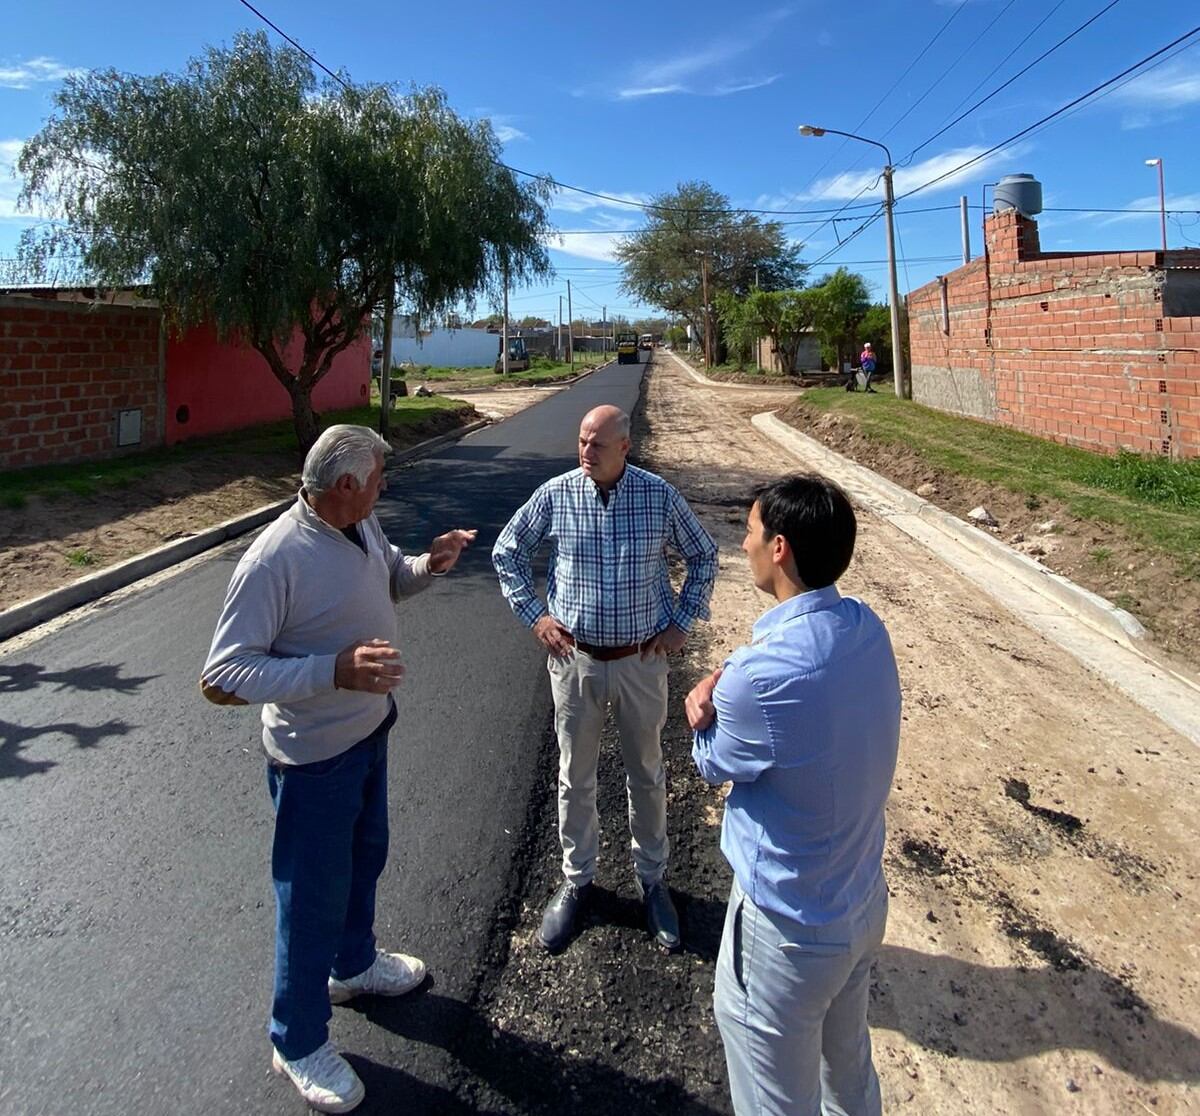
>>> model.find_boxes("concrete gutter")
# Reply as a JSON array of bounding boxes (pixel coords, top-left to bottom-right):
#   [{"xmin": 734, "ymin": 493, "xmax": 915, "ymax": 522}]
[
  {"xmin": 752, "ymin": 411, "xmax": 1200, "ymax": 745},
  {"xmin": 0, "ymin": 417, "xmax": 492, "ymax": 645}
]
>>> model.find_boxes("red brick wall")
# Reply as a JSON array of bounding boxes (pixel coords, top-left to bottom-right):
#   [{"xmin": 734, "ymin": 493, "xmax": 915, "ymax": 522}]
[
  {"xmin": 0, "ymin": 296, "xmax": 163, "ymax": 469},
  {"xmin": 908, "ymin": 210, "xmax": 1200, "ymax": 458}
]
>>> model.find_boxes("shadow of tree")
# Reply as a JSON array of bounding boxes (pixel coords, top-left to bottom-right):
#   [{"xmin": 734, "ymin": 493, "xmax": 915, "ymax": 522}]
[
  {"xmin": 0, "ymin": 717, "xmax": 134, "ymax": 780},
  {"xmin": 873, "ymin": 944, "xmax": 1200, "ymax": 1083},
  {"xmin": 0, "ymin": 661, "xmax": 159, "ymax": 695}
]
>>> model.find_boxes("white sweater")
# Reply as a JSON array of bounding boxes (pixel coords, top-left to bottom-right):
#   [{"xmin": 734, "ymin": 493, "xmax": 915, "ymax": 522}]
[{"xmin": 200, "ymin": 493, "xmax": 433, "ymax": 765}]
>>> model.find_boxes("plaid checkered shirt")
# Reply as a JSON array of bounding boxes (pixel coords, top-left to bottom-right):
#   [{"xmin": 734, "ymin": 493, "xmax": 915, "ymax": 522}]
[{"xmin": 493, "ymin": 464, "xmax": 718, "ymax": 647}]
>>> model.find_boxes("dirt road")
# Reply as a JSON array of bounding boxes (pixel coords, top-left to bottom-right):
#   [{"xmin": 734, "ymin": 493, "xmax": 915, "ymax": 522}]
[{"xmin": 470, "ymin": 358, "xmax": 1199, "ymax": 1115}]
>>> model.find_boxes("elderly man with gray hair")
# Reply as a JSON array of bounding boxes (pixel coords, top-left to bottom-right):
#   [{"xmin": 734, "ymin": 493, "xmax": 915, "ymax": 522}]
[{"xmin": 201, "ymin": 424, "xmax": 475, "ymax": 1113}]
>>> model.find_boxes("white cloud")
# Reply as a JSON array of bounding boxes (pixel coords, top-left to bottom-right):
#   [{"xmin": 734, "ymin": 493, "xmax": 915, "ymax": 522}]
[
  {"xmin": 0, "ymin": 57, "xmax": 83, "ymax": 89},
  {"xmin": 547, "ymin": 231, "xmax": 622, "ymax": 263},
  {"xmin": 1113, "ymin": 61, "xmax": 1200, "ymax": 109},
  {"xmin": 493, "ymin": 123, "xmax": 529, "ymax": 143},
  {"xmin": 800, "ymin": 144, "xmax": 1027, "ymax": 202},
  {"xmin": 603, "ymin": 7, "xmax": 794, "ymax": 100},
  {"xmin": 1096, "ymin": 192, "xmax": 1200, "ymax": 228},
  {"xmin": 617, "ymin": 84, "xmax": 687, "ymax": 101}
]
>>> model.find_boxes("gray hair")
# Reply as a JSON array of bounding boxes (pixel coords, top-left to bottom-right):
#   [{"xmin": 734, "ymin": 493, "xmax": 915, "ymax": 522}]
[{"xmin": 302, "ymin": 425, "xmax": 391, "ymax": 495}]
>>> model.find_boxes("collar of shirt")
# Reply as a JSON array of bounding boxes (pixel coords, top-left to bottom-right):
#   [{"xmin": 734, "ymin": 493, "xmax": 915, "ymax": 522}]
[
  {"xmin": 751, "ymin": 584, "xmax": 843, "ymax": 643},
  {"xmin": 580, "ymin": 463, "xmax": 630, "ymax": 505}
]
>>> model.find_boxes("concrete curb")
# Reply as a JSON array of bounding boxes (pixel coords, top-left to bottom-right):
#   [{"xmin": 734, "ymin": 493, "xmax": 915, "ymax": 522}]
[
  {"xmin": 751, "ymin": 411, "xmax": 1149, "ymax": 649},
  {"xmin": 0, "ymin": 417, "xmax": 493, "ymax": 645}
]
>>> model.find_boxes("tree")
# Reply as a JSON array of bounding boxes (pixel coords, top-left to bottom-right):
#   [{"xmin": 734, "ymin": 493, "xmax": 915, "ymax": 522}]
[
  {"xmin": 17, "ymin": 32, "xmax": 551, "ymax": 452},
  {"xmin": 809, "ymin": 268, "xmax": 871, "ymax": 372},
  {"xmin": 615, "ymin": 182, "xmax": 806, "ymax": 360},
  {"xmin": 717, "ymin": 289, "xmax": 819, "ymax": 374}
]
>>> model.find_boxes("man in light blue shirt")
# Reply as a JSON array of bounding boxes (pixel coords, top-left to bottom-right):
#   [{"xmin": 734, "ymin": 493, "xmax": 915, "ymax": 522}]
[
  {"xmin": 495, "ymin": 404, "xmax": 717, "ymax": 953},
  {"xmin": 687, "ymin": 473, "xmax": 901, "ymax": 1116}
]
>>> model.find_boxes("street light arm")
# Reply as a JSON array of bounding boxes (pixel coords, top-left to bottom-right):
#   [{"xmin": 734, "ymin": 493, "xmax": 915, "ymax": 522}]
[{"xmin": 797, "ymin": 124, "xmax": 893, "ymax": 167}]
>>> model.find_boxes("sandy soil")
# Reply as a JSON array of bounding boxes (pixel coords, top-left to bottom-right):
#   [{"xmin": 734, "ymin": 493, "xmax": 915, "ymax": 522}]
[{"xmin": 467, "ymin": 357, "xmax": 1199, "ymax": 1115}]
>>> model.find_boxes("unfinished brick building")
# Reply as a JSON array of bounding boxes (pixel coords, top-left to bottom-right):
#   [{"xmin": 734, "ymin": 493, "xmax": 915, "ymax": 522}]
[{"xmin": 907, "ymin": 207, "xmax": 1200, "ymax": 459}]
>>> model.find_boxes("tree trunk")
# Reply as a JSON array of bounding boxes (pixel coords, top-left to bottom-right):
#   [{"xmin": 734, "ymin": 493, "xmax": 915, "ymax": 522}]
[{"xmin": 291, "ymin": 387, "xmax": 320, "ymax": 457}]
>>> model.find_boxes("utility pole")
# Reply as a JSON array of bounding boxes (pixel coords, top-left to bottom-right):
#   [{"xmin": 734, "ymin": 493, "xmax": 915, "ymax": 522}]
[
  {"xmin": 558, "ymin": 294, "xmax": 563, "ymax": 362},
  {"xmin": 699, "ymin": 254, "xmax": 712, "ymax": 368},
  {"xmin": 501, "ymin": 259, "xmax": 510, "ymax": 376},
  {"xmin": 379, "ymin": 273, "xmax": 395, "ymax": 440},
  {"xmin": 960, "ymin": 195, "xmax": 971, "ymax": 264},
  {"xmin": 602, "ymin": 305, "xmax": 607, "ymax": 356},
  {"xmin": 567, "ymin": 279, "xmax": 574, "ymax": 367},
  {"xmin": 882, "ymin": 166, "xmax": 908, "ymax": 400}
]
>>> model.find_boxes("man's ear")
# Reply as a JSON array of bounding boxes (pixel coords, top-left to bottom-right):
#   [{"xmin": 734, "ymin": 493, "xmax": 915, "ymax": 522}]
[
  {"xmin": 771, "ymin": 533, "xmax": 790, "ymax": 567},
  {"xmin": 333, "ymin": 472, "xmax": 359, "ymax": 496}
]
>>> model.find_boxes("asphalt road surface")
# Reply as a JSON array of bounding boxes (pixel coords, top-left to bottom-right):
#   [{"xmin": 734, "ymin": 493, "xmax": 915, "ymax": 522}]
[{"xmin": 0, "ymin": 362, "xmax": 645, "ymax": 1115}]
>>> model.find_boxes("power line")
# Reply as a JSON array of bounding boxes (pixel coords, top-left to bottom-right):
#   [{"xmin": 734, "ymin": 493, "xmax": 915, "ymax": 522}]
[
  {"xmin": 897, "ymin": 23, "xmax": 1200, "ymax": 203},
  {"xmin": 899, "ymin": 0, "xmax": 1125, "ymax": 166}
]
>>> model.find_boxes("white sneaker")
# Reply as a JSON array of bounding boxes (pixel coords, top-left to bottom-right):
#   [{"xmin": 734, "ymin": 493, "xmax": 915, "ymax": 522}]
[
  {"xmin": 271, "ymin": 1040, "xmax": 364, "ymax": 1113},
  {"xmin": 328, "ymin": 949, "xmax": 427, "ymax": 1005}
]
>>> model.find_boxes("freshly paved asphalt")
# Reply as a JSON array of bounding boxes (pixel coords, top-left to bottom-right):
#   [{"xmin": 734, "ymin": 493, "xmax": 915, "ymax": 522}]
[{"xmin": 0, "ymin": 362, "xmax": 646, "ymax": 1114}]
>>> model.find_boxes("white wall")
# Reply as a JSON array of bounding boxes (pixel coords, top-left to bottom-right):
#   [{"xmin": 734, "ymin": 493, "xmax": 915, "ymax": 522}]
[{"xmin": 390, "ymin": 326, "xmax": 498, "ymax": 368}]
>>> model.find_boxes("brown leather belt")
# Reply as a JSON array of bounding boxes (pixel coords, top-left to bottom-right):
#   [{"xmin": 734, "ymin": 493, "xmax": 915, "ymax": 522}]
[{"xmin": 573, "ymin": 639, "xmax": 652, "ymax": 661}]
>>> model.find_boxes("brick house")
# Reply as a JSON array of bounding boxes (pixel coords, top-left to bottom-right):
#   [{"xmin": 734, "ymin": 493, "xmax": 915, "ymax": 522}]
[
  {"xmin": 907, "ymin": 208, "xmax": 1200, "ymax": 458},
  {"xmin": 0, "ymin": 288, "xmax": 370, "ymax": 470}
]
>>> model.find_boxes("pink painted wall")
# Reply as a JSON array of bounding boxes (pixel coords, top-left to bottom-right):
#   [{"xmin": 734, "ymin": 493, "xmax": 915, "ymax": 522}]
[{"xmin": 165, "ymin": 325, "xmax": 370, "ymax": 444}]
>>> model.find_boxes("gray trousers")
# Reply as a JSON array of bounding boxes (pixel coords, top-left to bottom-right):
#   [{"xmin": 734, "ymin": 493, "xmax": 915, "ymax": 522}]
[
  {"xmin": 714, "ymin": 874, "xmax": 888, "ymax": 1116},
  {"xmin": 547, "ymin": 649, "xmax": 670, "ymax": 886}
]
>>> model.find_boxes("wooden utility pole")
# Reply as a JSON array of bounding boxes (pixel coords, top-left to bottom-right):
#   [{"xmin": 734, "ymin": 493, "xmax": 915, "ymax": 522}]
[
  {"xmin": 602, "ymin": 305, "xmax": 607, "ymax": 356},
  {"xmin": 558, "ymin": 295, "xmax": 563, "ymax": 361},
  {"xmin": 567, "ymin": 279, "xmax": 574, "ymax": 367},
  {"xmin": 379, "ymin": 274, "xmax": 395, "ymax": 440},
  {"xmin": 700, "ymin": 254, "xmax": 712, "ymax": 368}
]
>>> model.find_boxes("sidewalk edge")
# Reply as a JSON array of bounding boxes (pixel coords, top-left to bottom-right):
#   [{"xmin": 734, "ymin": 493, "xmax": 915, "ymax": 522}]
[{"xmin": 751, "ymin": 411, "xmax": 1148, "ymax": 649}]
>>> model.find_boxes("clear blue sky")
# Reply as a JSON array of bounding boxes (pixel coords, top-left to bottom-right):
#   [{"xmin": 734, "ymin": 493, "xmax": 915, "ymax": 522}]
[{"xmin": 2, "ymin": 0, "xmax": 1198, "ymax": 324}]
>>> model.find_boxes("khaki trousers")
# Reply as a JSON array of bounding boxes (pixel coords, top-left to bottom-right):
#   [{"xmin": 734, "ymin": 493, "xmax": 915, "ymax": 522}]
[{"xmin": 547, "ymin": 649, "xmax": 671, "ymax": 886}]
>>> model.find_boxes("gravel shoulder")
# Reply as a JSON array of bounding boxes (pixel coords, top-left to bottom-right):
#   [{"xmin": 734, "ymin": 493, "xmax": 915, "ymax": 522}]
[{"xmin": 461, "ymin": 357, "xmax": 1199, "ymax": 1115}]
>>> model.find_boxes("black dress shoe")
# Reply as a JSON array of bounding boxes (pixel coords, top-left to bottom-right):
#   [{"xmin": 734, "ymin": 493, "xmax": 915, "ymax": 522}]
[
  {"xmin": 638, "ymin": 879, "xmax": 681, "ymax": 951},
  {"xmin": 538, "ymin": 880, "xmax": 591, "ymax": 953}
]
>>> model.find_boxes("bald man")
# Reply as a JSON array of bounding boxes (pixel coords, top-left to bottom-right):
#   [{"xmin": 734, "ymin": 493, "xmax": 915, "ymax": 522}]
[{"xmin": 494, "ymin": 405, "xmax": 718, "ymax": 953}]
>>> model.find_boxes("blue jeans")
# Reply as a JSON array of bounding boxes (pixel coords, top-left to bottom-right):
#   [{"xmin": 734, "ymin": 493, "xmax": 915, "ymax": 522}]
[
  {"xmin": 266, "ymin": 704, "xmax": 395, "ymax": 1060},
  {"xmin": 714, "ymin": 875, "xmax": 888, "ymax": 1116}
]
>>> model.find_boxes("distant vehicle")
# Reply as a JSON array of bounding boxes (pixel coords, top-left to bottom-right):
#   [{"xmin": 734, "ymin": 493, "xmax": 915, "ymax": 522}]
[
  {"xmin": 639, "ymin": 333, "xmax": 654, "ymax": 350},
  {"xmin": 495, "ymin": 336, "xmax": 531, "ymax": 374},
  {"xmin": 616, "ymin": 331, "xmax": 639, "ymax": 365}
]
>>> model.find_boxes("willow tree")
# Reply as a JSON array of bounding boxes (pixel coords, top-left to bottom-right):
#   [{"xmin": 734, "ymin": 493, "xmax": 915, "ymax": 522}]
[{"xmin": 17, "ymin": 32, "xmax": 551, "ymax": 451}]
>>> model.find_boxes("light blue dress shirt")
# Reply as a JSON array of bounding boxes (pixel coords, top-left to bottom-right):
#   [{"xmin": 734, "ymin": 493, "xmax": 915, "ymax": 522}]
[
  {"xmin": 493, "ymin": 464, "xmax": 718, "ymax": 646},
  {"xmin": 693, "ymin": 585, "xmax": 902, "ymax": 926}
]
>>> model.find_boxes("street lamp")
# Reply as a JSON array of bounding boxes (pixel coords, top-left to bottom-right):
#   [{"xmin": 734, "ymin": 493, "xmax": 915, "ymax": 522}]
[
  {"xmin": 1145, "ymin": 158, "xmax": 1167, "ymax": 255},
  {"xmin": 799, "ymin": 123, "xmax": 908, "ymax": 399}
]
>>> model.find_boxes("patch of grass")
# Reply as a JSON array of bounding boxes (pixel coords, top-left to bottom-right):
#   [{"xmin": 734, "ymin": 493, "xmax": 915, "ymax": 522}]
[
  {"xmin": 797, "ymin": 388, "xmax": 1200, "ymax": 576},
  {"xmin": 1089, "ymin": 546, "xmax": 1113, "ymax": 563},
  {"xmin": 65, "ymin": 548, "xmax": 95, "ymax": 567},
  {"xmin": 2, "ymin": 492, "xmax": 26, "ymax": 510},
  {"xmin": 391, "ymin": 354, "xmax": 606, "ymax": 389}
]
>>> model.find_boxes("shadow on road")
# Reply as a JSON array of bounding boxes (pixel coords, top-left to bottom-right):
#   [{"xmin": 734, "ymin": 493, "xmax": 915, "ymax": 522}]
[
  {"xmin": 0, "ymin": 660, "xmax": 159, "ymax": 694},
  {"xmin": 352, "ymin": 985, "xmax": 728, "ymax": 1116},
  {"xmin": 0, "ymin": 716, "xmax": 135, "ymax": 780}
]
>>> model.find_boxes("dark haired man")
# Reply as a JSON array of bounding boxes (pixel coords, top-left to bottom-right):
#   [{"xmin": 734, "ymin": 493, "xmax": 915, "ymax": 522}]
[{"xmin": 686, "ymin": 473, "xmax": 901, "ymax": 1116}]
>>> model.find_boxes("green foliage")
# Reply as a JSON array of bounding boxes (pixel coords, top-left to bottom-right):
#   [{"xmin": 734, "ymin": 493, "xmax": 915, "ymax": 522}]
[
  {"xmin": 665, "ymin": 324, "xmax": 688, "ymax": 349},
  {"xmin": 1080, "ymin": 450, "xmax": 1200, "ymax": 509},
  {"xmin": 718, "ymin": 288, "xmax": 819, "ymax": 373},
  {"xmin": 857, "ymin": 303, "xmax": 893, "ymax": 368},
  {"xmin": 65, "ymin": 548, "xmax": 95, "ymax": 567},
  {"xmin": 809, "ymin": 268, "xmax": 871, "ymax": 369},
  {"xmin": 18, "ymin": 31, "xmax": 551, "ymax": 452},
  {"xmin": 800, "ymin": 388, "xmax": 1200, "ymax": 574},
  {"xmin": 615, "ymin": 181, "xmax": 807, "ymax": 354}
]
